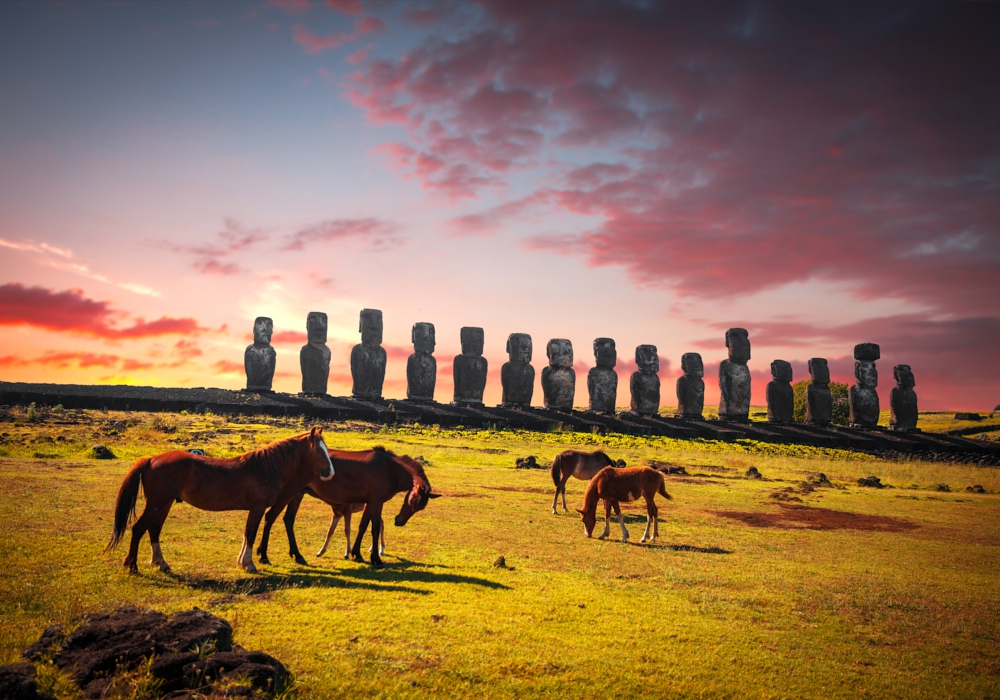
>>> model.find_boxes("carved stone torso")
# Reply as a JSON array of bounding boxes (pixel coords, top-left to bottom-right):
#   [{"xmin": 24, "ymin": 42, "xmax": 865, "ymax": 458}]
[
  {"xmin": 630, "ymin": 371, "xmax": 660, "ymax": 416},
  {"xmin": 676, "ymin": 375, "xmax": 705, "ymax": 419},
  {"xmin": 501, "ymin": 362, "xmax": 534, "ymax": 407},
  {"xmin": 542, "ymin": 366, "xmax": 575, "ymax": 411},
  {"xmin": 406, "ymin": 353, "xmax": 436, "ymax": 402},
  {"xmin": 849, "ymin": 384, "xmax": 880, "ymax": 427},
  {"xmin": 453, "ymin": 355, "xmax": 488, "ymax": 405},
  {"xmin": 300, "ymin": 343, "xmax": 331, "ymax": 395},
  {"xmin": 766, "ymin": 380, "xmax": 794, "ymax": 424},
  {"xmin": 806, "ymin": 383, "xmax": 833, "ymax": 425},
  {"xmin": 351, "ymin": 344, "xmax": 387, "ymax": 400},
  {"xmin": 718, "ymin": 360, "xmax": 751, "ymax": 421},
  {"xmin": 587, "ymin": 367, "xmax": 618, "ymax": 414},
  {"xmin": 245, "ymin": 344, "xmax": 276, "ymax": 391},
  {"xmin": 890, "ymin": 386, "xmax": 918, "ymax": 431}
]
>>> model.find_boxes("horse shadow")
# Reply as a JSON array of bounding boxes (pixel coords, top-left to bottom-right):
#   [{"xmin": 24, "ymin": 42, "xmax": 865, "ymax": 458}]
[
  {"xmin": 158, "ymin": 567, "xmax": 432, "ymax": 596},
  {"xmin": 642, "ymin": 542, "xmax": 732, "ymax": 554},
  {"xmin": 296, "ymin": 556, "xmax": 513, "ymax": 591}
]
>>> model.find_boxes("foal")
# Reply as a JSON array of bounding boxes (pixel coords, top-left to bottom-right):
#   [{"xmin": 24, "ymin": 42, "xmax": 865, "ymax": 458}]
[
  {"xmin": 550, "ymin": 450, "xmax": 626, "ymax": 514},
  {"xmin": 577, "ymin": 466, "xmax": 671, "ymax": 542},
  {"xmin": 315, "ymin": 503, "xmax": 385, "ymax": 560}
]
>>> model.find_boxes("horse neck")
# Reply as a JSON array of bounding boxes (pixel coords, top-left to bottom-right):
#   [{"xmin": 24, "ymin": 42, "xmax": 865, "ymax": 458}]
[
  {"xmin": 241, "ymin": 434, "xmax": 305, "ymax": 481},
  {"xmin": 390, "ymin": 457, "xmax": 427, "ymax": 495},
  {"xmin": 581, "ymin": 479, "xmax": 601, "ymax": 515}
]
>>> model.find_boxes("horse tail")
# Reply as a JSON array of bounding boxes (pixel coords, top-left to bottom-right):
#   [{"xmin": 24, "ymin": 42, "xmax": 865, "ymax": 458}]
[
  {"xmin": 657, "ymin": 473, "xmax": 672, "ymax": 500},
  {"xmin": 106, "ymin": 457, "xmax": 149, "ymax": 552},
  {"xmin": 551, "ymin": 453, "xmax": 563, "ymax": 488}
]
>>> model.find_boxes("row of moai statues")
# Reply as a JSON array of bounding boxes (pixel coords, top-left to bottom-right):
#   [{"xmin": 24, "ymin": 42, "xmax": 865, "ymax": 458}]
[{"xmin": 243, "ymin": 314, "xmax": 918, "ymax": 430}]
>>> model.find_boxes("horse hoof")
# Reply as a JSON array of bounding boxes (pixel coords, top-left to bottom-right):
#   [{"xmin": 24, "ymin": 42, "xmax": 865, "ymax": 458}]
[
  {"xmin": 597, "ymin": 535, "xmax": 607, "ymax": 541},
  {"xmin": 315, "ymin": 551, "xmax": 325, "ymax": 558},
  {"xmin": 153, "ymin": 562, "xmax": 171, "ymax": 573},
  {"xmin": 294, "ymin": 555, "xmax": 308, "ymax": 566},
  {"xmin": 259, "ymin": 556, "xmax": 271, "ymax": 566},
  {"xmin": 371, "ymin": 560, "xmax": 385, "ymax": 569},
  {"xmin": 243, "ymin": 563, "xmax": 258, "ymax": 574},
  {"xmin": 343, "ymin": 554, "xmax": 350, "ymax": 560}
]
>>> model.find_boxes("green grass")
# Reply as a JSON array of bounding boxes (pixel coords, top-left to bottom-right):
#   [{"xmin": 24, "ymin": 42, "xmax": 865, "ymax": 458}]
[{"xmin": 1, "ymin": 407, "xmax": 999, "ymax": 698}]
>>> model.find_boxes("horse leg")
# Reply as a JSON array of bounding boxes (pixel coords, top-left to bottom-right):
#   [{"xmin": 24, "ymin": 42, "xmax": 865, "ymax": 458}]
[
  {"xmin": 280, "ymin": 494, "xmax": 307, "ymax": 565},
  {"xmin": 316, "ymin": 510, "xmax": 341, "ymax": 558},
  {"xmin": 551, "ymin": 483, "xmax": 561, "ymax": 515},
  {"xmin": 598, "ymin": 499, "xmax": 611, "ymax": 540},
  {"xmin": 147, "ymin": 503, "xmax": 174, "ymax": 572},
  {"xmin": 378, "ymin": 517, "xmax": 386, "ymax": 557},
  {"xmin": 343, "ymin": 511, "xmax": 352, "ymax": 560},
  {"xmin": 614, "ymin": 501, "xmax": 629, "ymax": 542},
  {"xmin": 256, "ymin": 504, "xmax": 280, "ymax": 566},
  {"xmin": 367, "ymin": 503, "xmax": 385, "ymax": 568},
  {"xmin": 641, "ymin": 495, "xmax": 659, "ymax": 543},
  {"xmin": 123, "ymin": 504, "xmax": 156, "ymax": 573},
  {"xmin": 350, "ymin": 511, "xmax": 371, "ymax": 563},
  {"xmin": 240, "ymin": 507, "xmax": 266, "ymax": 573},
  {"xmin": 561, "ymin": 475, "xmax": 570, "ymax": 512}
]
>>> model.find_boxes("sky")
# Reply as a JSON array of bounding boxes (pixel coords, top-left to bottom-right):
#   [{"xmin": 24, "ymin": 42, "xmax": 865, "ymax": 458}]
[{"xmin": 0, "ymin": 0, "xmax": 997, "ymax": 410}]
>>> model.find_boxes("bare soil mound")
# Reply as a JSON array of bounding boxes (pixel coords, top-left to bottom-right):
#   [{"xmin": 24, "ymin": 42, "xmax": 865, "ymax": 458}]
[{"xmin": 713, "ymin": 503, "xmax": 918, "ymax": 532}]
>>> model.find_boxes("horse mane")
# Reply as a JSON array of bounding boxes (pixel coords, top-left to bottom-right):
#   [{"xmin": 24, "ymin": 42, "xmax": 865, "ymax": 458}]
[
  {"xmin": 236, "ymin": 431, "xmax": 308, "ymax": 481},
  {"xmin": 393, "ymin": 453, "xmax": 431, "ymax": 490}
]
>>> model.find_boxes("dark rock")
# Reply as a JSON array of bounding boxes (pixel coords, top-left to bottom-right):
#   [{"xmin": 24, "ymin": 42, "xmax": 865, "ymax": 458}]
[
  {"xmin": 199, "ymin": 651, "xmax": 288, "ymax": 691},
  {"xmin": 745, "ymin": 466, "xmax": 763, "ymax": 479},
  {"xmin": 244, "ymin": 317, "xmax": 276, "ymax": 392},
  {"xmin": 652, "ymin": 463, "xmax": 687, "ymax": 474},
  {"xmin": 966, "ymin": 484, "xmax": 986, "ymax": 493},
  {"xmin": 806, "ymin": 358, "xmax": 833, "ymax": 426},
  {"xmin": 300, "ymin": 312, "xmax": 331, "ymax": 396},
  {"xmin": 808, "ymin": 473, "xmax": 832, "ymax": 487},
  {"xmin": 850, "ymin": 343, "xmax": 880, "ymax": 428},
  {"xmin": 0, "ymin": 662, "xmax": 55, "ymax": 700},
  {"xmin": 452, "ymin": 327, "xmax": 487, "ymax": 406},
  {"xmin": 351, "ymin": 309, "xmax": 386, "ymax": 400},
  {"xmin": 766, "ymin": 360, "xmax": 794, "ymax": 424},
  {"xmin": 934, "ymin": 483, "xmax": 950, "ymax": 492},
  {"xmin": 493, "ymin": 556, "xmax": 507, "ymax": 568},
  {"xmin": 954, "ymin": 413, "xmax": 983, "ymax": 421},
  {"xmin": 889, "ymin": 364, "xmax": 919, "ymax": 432},
  {"xmin": 406, "ymin": 322, "xmax": 436, "ymax": 403},
  {"xmin": 541, "ymin": 339, "xmax": 575, "ymax": 411},
  {"xmin": 719, "ymin": 329, "xmax": 751, "ymax": 422},
  {"xmin": 515, "ymin": 456, "xmax": 542, "ymax": 469},
  {"xmin": 22, "ymin": 625, "xmax": 65, "ymax": 661},
  {"xmin": 89, "ymin": 445, "xmax": 115, "ymax": 460},
  {"xmin": 629, "ymin": 344, "xmax": 660, "ymax": 416},
  {"xmin": 857, "ymin": 475, "xmax": 884, "ymax": 488},
  {"xmin": 149, "ymin": 652, "xmax": 199, "ymax": 692},
  {"xmin": 501, "ymin": 333, "xmax": 534, "ymax": 408},
  {"xmin": 676, "ymin": 352, "xmax": 705, "ymax": 419},
  {"xmin": 587, "ymin": 338, "xmax": 618, "ymax": 415}
]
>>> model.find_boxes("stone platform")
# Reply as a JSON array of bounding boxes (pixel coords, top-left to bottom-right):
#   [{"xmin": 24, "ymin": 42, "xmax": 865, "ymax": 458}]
[{"xmin": 2, "ymin": 382, "xmax": 997, "ymax": 462}]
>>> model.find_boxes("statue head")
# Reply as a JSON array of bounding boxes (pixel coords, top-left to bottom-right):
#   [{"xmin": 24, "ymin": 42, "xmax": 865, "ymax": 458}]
[
  {"xmin": 252, "ymin": 316, "xmax": 273, "ymax": 345},
  {"xmin": 546, "ymin": 338, "xmax": 573, "ymax": 368},
  {"xmin": 460, "ymin": 327, "xmax": 484, "ymax": 356},
  {"xmin": 506, "ymin": 333, "xmax": 532, "ymax": 363},
  {"xmin": 306, "ymin": 311, "xmax": 328, "ymax": 344},
  {"xmin": 412, "ymin": 322, "xmax": 435, "ymax": 354},
  {"xmin": 725, "ymin": 328, "xmax": 751, "ymax": 363},
  {"xmin": 593, "ymin": 338, "xmax": 616, "ymax": 369},
  {"xmin": 854, "ymin": 342, "xmax": 880, "ymax": 362},
  {"xmin": 635, "ymin": 345, "xmax": 658, "ymax": 373},
  {"xmin": 359, "ymin": 308, "xmax": 383, "ymax": 345},
  {"xmin": 681, "ymin": 352, "xmax": 704, "ymax": 378},
  {"xmin": 771, "ymin": 359, "xmax": 793, "ymax": 383},
  {"xmin": 893, "ymin": 364, "xmax": 914, "ymax": 388},
  {"xmin": 855, "ymin": 360, "xmax": 878, "ymax": 389},
  {"xmin": 808, "ymin": 358, "xmax": 830, "ymax": 384}
]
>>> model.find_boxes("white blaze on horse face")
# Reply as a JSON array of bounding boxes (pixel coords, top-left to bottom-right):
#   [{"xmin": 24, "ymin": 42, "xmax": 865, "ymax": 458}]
[{"xmin": 318, "ymin": 439, "xmax": 334, "ymax": 480}]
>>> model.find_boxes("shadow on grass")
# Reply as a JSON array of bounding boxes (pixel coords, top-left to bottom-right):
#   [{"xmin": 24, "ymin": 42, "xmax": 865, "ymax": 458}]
[
  {"xmin": 158, "ymin": 568, "xmax": 431, "ymax": 596},
  {"xmin": 654, "ymin": 542, "xmax": 731, "ymax": 554},
  {"xmin": 330, "ymin": 557, "xmax": 513, "ymax": 591}
]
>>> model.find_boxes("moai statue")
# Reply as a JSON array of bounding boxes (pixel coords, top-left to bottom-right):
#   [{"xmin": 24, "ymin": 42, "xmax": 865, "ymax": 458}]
[
  {"xmin": 300, "ymin": 311, "xmax": 331, "ymax": 396},
  {"xmin": 588, "ymin": 338, "xmax": 618, "ymax": 414},
  {"xmin": 676, "ymin": 352, "xmax": 705, "ymax": 419},
  {"xmin": 406, "ymin": 322, "xmax": 436, "ymax": 402},
  {"xmin": 806, "ymin": 358, "xmax": 833, "ymax": 426},
  {"xmin": 849, "ymin": 342, "xmax": 880, "ymax": 428},
  {"xmin": 453, "ymin": 327, "xmax": 487, "ymax": 406},
  {"xmin": 351, "ymin": 308, "xmax": 386, "ymax": 400},
  {"xmin": 501, "ymin": 333, "xmax": 534, "ymax": 408},
  {"xmin": 629, "ymin": 344, "xmax": 660, "ymax": 416},
  {"xmin": 541, "ymin": 338, "xmax": 575, "ymax": 411},
  {"xmin": 889, "ymin": 364, "xmax": 919, "ymax": 431},
  {"xmin": 244, "ymin": 316, "xmax": 276, "ymax": 392},
  {"xmin": 718, "ymin": 328, "xmax": 751, "ymax": 421},
  {"xmin": 766, "ymin": 360, "xmax": 794, "ymax": 424}
]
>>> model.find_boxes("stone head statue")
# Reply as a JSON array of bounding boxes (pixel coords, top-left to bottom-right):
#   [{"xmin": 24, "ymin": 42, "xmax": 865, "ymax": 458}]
[
  {"xmin": 460, "ymin": 327, "xmax": 484, "ymax": 356},
  {"xmin": 547, "ymin": 338, "xmax": 573, "ymax": 368},
  {"xmin": 412, "ymin": 322, "xmax": 435, "ymax": 354},
  {"xmin": 771, "ymin": 360, "xmax": 793, "ymax": 383},
  {"xmin": 359, "ymin": 309, "xmax": 383, "ymax": 345},
  {"xmin": 681, "ymin": 352, "xmax": 704, "ymax": 377},
  {"xmin": 635, "ymin": 345, "xmax": 658, "ymax": 373},
  {"xmin": 725, "ymin": 328, "xmax": 751, "ymax": 363},
  {"xmin": 855, "ymin": 361, "xmax": 878, "ymax": 389},
  {"xmin": 854, "ymin": 343, "xmax": 880, "ymax": 362},
  {"xmin": 593, "ymin": 338, "xmax": 616, "ymax": 369},
  {"xmin": 252, "ymin": 317, "xmax": 273, "ymax": 345},
  {"xmin": 507, "ymin": 333, "xmax": 532, "ymax": 363},
  {"xmin": 894, "ymin": 364, "xmax": 914, "ymax": 388},
  {"xmin": 808, "ymin": 358, "xmax": 829, "ymax": 384},
  {"xmin": 306, "ymin": 311, "xmax": 328, "ymax": 344}
]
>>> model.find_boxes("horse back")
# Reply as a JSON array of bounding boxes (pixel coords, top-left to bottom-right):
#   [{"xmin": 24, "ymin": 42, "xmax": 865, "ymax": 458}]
[
  {"xmin": 595, "ymin": 466, "xmax": 663, "ymax": 502},
  {"xmin": 309, "ymin": 448, "xmax": 400, "ymax": 505},
  {"xmin": 560, "ymin": 450, "xmax": 615, "ymax": 480}
]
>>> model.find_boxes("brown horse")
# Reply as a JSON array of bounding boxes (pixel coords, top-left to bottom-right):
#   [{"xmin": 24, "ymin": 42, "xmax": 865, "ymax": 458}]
[
  {"xmin": 106, "ymin": 427, "xmax": 334, "ymax": 573},
  {"xmin": 257, "ymin": 446, "xmax": 439, "ymax": 568},
  {"xmin": 551, "ymin": 450, "xmax": 626, "ymax": 514},
  {"xmin": 577, "ymin": 466, "xmax": 671, "ymax": 542},
  {"xmin": 315, "ymin": 503, "xmax": 385, "ymax": 560}
]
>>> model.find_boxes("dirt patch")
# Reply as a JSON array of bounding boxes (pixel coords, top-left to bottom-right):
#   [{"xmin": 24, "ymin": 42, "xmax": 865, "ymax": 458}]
[
  {"xmin": 428, "ymin": 444, "xmax": 509, "ymax": 454},
  {"xmin": 482, "ymin": 485, "xmax": 551, "ymax": 495},
  {"xmin": 438, "ymin": 491, "xmax": 487, "ymax": 499},
  {"xmin": 669, "ymin": 477, "xmax": 730, "ymax": 486},
  {"xmin": 713, "ymin": 503, "xmax": 918, "ymax": 532}
]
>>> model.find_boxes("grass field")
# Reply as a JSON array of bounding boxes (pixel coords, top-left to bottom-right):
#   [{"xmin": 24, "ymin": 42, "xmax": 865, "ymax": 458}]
[{"xmin": 1, "ymin": 406, "xmax": 999, "ymax": 699}]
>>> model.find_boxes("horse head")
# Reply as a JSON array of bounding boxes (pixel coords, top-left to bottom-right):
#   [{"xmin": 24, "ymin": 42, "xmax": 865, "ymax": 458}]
[
  {"xmin": 392, "ymin": 455, "xmax": 440, "ymax": 526},
  {"xmin": 578, "ymin": 507, "xmax": 597, "ymax": 537},
  {"xmin": 308, "ymin": 426, "xmax": 335, "ymax": 481},
  {"xmin": 615, "ymin": 459, "xmax": 627, "ymax": 467}
]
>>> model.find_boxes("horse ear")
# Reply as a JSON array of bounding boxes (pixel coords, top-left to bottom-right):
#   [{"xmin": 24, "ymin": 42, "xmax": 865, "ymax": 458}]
[
  {"xmin": 427, "ymin": 492, "xmax": 442, "ymax": 499},
  {"xmin": 576, "ymin": 509, "xmax": 586, "ymax": 515},
  {"xmin": 310, "ymin": 426, "xmax": 318, "ymax": 438}
]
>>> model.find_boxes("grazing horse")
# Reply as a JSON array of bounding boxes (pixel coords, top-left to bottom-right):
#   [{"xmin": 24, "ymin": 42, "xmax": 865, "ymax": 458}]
[
  {"xmin": 551, "ymin": 450, "xmax": 626, "ymax": 514},
  {"xmin": 257, "ymin": 447, "xmax": 439, "ymax": 568},
  {"xmin": 106, "ymin": 427, "xmax": 334, "ymax": 573},
  {"xmin": 315, "ymin": 503, "xmax": 385, "ymax": 560},
  {"xmin": 577, "ymin": 466, "xmax": 671, "ymax": 542}
]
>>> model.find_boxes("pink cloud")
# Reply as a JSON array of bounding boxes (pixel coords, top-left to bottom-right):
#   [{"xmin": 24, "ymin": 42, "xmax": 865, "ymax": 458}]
[
  {"xmin": 271, "ymin": 330, "xmax": 309, "ymax": 345},
  {"xmin": 326, "ymin": 0, "xmax": 362, "ymax": 14},
  {"xmin": 283, "ymin": 217, "xmax": 400, "ymax": 251},
  {"xmin": 293, "ymin": 15, "xmax": 385, "ymax": 54}
]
